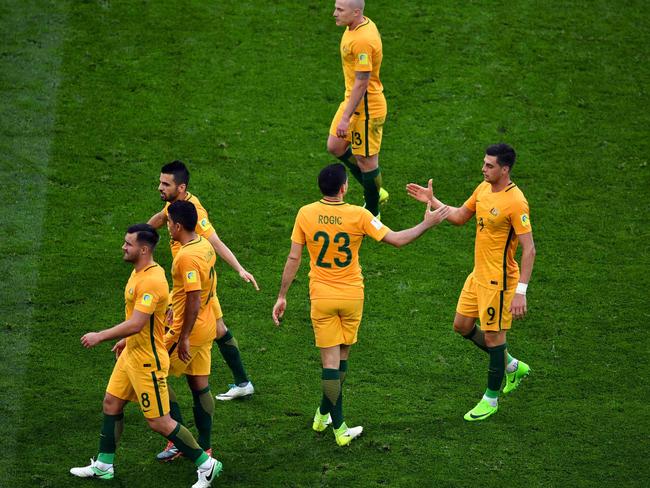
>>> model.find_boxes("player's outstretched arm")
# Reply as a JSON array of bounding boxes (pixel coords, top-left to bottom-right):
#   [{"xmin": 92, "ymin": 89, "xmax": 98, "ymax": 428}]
[
  {"xmin": 406, "ymin": 179, "xmax": 474, "ymax": 226},
  {"xmin": 80, "ymin": 310, "xmax": 150, "ymax": 348},
  {"xmin": 207, "ymin": 232, "xmax": 259, "ymax": 290},
  {"xmin": 147, "ymin": 210, "xmax": 167, "ymax": 229},
  {"xmin": 382, "ymin": 203, "xmax": 450, "ymax": 248},
  {"xmin": 510, "ymin": 232, "xmax": 536, "ymax": 320},
  {"xmin": 272, "ymin": 242, "xmax": 303, "ymax": 326}
]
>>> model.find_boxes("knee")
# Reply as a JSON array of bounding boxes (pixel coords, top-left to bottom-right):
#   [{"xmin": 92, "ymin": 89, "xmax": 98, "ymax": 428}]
[
  {"xmin": 453, "ymin": 320, "xmax": 472, "ymax": 336},
  {"xmin": 327, "ymin": 137, "xmax": 346, "ymax": 157},
  {"xmin": 216, "ymin": 320, "xmax": 228, "ymax": 339},
  {"xmin": 147, "ymin": 415, "xmax": 175, "ymax": 436},
  {"xmin": 102, "ymin": 394, "xmax": 122, "ymax": 415}
]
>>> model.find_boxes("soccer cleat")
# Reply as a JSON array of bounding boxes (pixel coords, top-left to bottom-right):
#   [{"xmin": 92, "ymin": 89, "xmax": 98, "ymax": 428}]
[
  {"xmin": 156, "ymin": 440, "xmax": 182, "ymax": 462},
  {"xmin": 215, "ymin": 381, "xmax": 254, "ymax": 401},
  {"xmin": 464, "ymin": 399, "xmax": 498, "ymax": 422},
  {"xmin": 379, "ymin": 187, "xmax": 389, "ymax": 205},
  {"xmin": 503, "ymin": 360, "xmax": 530, "ymax": 394},
  {"xmin": 69, "ymin": 458, "xmax": 114, "ymax": 480},
  {"xmin": 312, "ymin": 408, "xmax": 332, "ymax": 432},
  {"xmin": 192, "ymin": 457, "xmax": 223, "ymax": 488},
  {"xmin": 334, "ymin": 423, "xmax": 363, "ymax": 446}
]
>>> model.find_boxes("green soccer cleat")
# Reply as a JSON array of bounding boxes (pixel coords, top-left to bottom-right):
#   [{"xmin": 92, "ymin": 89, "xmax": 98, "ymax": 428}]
[
  {"xmin": 379, "ymin": 187, "xmax": 389, "ymax": 205},
  {"xmin": 464, "ymin": 399, "xmax": 498, "ymax": 422},
  {"xmin": 312, "ymin": 408, "xmax": 332, "ymax": 432},
  {"xmin": 70, "ymin": 458, "xmax": 114, "ymax": 480},
  {"xmin": 503, "ymin": 361, "xmax": 530, "ymax": 395},
  {"xmin": 334, "ymin": 422, "xmax": 363, "ymax": 446}
]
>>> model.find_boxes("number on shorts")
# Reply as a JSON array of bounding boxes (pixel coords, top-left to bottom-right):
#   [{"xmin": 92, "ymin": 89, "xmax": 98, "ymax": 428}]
[
  {"xmin": 314, "ymin": 231, "xmax": 352, "ymax": 268},
  {"xmin": 141, "ymin": 392, "xmax": 151, "ymax": 408},
  {"xmin": 352, "ymin": 131, "xmax": 362, "ymax": 146},
  {"xmin": 487, "ymin": 307, "xmax": 496, "ymax": 322}
]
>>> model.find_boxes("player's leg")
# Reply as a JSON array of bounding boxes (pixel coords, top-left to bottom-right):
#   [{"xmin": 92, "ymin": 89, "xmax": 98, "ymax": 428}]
[
  {"xmin": 70, "ymin": 356, "xmax": 132, "ymax": 479},
  {"xmin": 354, "ymin": 116, "xmax": 387, "ymax": 217},
  {"xmin": 328, "ymin": 103, "xmax": 363, "ymax": 185},
  {"xmin": 464, "ymin": 286, "xmax": 509, "ymax": 421},
  {"xmin": 157, "ymin": 338, "xmax": 187, "ymax": 461},
  {"xmin": 214, "ymin": 307, "xmax": 254, "ymax": 400},
  {"xmin": 501, "ymin": 286, "xmax": 530, "ymax": 393},
  {"xmin": 148, "ymin": 414, "xmax": 222, "ymax": 487},
  {"xmin": 186, "ymin": 374, "xmax": 214, "ymax": 453},
  {"xmin": 331, "ymin": 300, "xmax": 363, "ymax": 446}
]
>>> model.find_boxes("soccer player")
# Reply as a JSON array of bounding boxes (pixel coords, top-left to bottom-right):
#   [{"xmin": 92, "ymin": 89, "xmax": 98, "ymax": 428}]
[
  {"xmin": 272, "ymin": 163, "xmax": 450, "ymax": 446},
  {"xmin": 70, "ymin": 224, "xmax": 221, "ymax": 487},
  {"xmin": 148, "ymin": 160, "xmax": 256, "ymax": 403},
  {"xmin": 406, "ymin": 143, "xmax": 536, "ymax": 421},
  {"xmin": 327, "ymin": 0, "xmax": 388, "ymax": 218}
]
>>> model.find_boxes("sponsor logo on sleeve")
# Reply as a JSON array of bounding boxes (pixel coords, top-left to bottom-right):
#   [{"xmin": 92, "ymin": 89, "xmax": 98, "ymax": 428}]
[
  {"xmin": 199, "ymin": 218, "xmax": 211, "ymax": 231},
  {"xmin": 520, "ymin": 214, "xmax": 530, "ymax": 227},
  {"xmin": 186, "ymin": 270, "xmax": 198, "ymax": 283},
  {"xmin": 141, "ymin": 293, "xmax": 153, "ymax": 306},
  {"xmin": 358, "ymin": 53, "xmax": 369, "ymax": 65},
  {"xmin": 371, "ymin": 217, "xmax": 383, "ymax": 230}
]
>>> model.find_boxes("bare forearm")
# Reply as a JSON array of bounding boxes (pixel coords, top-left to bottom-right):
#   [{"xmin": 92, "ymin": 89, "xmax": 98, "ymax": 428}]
[
  {"xmin": 385, "ymin": 221, "xmax": 432, "ymax": 248},
  {"xmin": 180, "ymin": 297, "xmax": 200, "ymax": 340},
  {"xmin": 277, "ymin": 256, "xmax": 301, "ymax": 298},
  {"xmin": 518, "ymin": 246, "xmax": 536, "ymax": 284},
  {"xmin": 342, "ymin": 78, "xmax": 370, "ymax": 119},
  {"xmin": 147, "ymin": 211, "xmax": 166, "ymax": 229},
  {"xmin": 213, "ymin": 238, "xmax": 244, "ymax": 273},
  {"xmin": 98, "ymin": 318, "xmax": 144, "ymax": 343}
]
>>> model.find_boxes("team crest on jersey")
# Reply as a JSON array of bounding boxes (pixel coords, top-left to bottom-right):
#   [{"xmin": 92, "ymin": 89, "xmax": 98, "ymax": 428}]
[
  {"xmin": 128, "ymin": 288, "xmax": 134, "ymax": 296},
  {"xmin": 490, "ymin": 207, "xmax": 499, "ymax": 217},
  {"xmin": 186, "ymin": 270, "xmax": 198, "ymax": 283},
  {"xmin": 141, "ymin": 293, "xmax": 153, "ymax": 306},
  {"xmin": 199, "ymin": 218, "xmax": 210, "ymax": 231},
  {"xmin": 358, "ymin": 53, "xmax": 369, "ymax": 65},
  {"xmin": 521, "ymin": 214, "xmax": 530, "ymax": 227}
]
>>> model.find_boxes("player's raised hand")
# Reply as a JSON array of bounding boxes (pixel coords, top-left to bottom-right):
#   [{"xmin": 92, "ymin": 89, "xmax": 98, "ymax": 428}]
[
  {"xmin": 272, "ymin": 297, "xmax": 286, "ymax": 326},
  {"xmin": 112, "ymin": 338, "xmax": 126, "ymax": 359},
  {"xmin": 239, "ymin": 269, "xmax": 260, "ymax": 291},
  {"xmin": 424, "ymin": 202, "xmax": 451, "ymax": 226},
  {"xmin": 406, "ymin": 178, "xmax": 435, "ymax": 204},
  {"xmin": 510, "ymin": 293, "xmax": 527, "ymax": 319},
  {"xmin": 81, "ymin": 332, "xmax": 103, "ymax": 348}
]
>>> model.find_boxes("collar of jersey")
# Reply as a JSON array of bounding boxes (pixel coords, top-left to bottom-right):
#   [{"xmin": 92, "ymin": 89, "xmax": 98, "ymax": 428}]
[{"xmin": 319, "ymin": 199, "xmax": 346, "ymax": 206}]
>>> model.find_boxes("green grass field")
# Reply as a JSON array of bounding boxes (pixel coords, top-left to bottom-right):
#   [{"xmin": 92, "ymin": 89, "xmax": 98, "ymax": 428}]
[{"xmin": 1, "ymin": 0, "xmax": 648, "ymax": 486}]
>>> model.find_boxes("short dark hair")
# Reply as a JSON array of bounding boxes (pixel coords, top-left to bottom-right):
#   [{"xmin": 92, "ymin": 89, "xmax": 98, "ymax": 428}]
[
  {"xmin": 167, "ymin": 200, "xmax": 198, "ymax": 232},
  {"xmin": 161, "ymin": 160, "xmax": 190, "ymax": 186},
  {"xmin": 486, "ymin": 143, "xmax": 516, "ymax": 169},
  {"xmin": 126, "ymin": 223, "xmax": 160, "ymax": 250},
  {"xmin": 318, "ymin": 163, "xmax": 347, "ymax": 197}
]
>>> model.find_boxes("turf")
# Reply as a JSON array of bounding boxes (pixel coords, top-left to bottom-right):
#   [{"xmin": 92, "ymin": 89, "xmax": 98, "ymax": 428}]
[{"xmin": 1, "ymin": 0, "xmax": 648, "ymax": 486}]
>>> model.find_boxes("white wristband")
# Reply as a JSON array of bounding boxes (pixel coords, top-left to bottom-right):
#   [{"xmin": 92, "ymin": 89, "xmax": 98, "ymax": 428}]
[{"xmin": 516, "ymin": 282, "xmax": 528, "ymax": 295}]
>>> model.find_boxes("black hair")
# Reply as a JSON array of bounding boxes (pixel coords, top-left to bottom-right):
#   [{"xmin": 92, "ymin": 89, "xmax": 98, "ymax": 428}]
[
  {"xmin": 126, "ymin": 223, "xmax": 160, "ymax": 250},
  {"xmin": 167, "ymin": 200, "xmax": 198, "ymax": 232},
  {"xmin": 160, "ymin": 160, "xmax": 190, "ymax": 186},
  {"xmin": 485, "ymin": 143, "xmax": 516, "ymax": 169},
  {"xmin": 318, "ymin": 163, "xmax": 348, "ymax": 197}
]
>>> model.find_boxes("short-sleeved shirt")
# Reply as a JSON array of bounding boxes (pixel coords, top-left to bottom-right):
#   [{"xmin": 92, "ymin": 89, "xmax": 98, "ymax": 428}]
[
  {"xmin": 169, "ymin": 236, "xmax": 217, "ymax": 345},
  {"xmin": 163, "ymin": 193, "xmax": 216, "ymax": 259},
  {"xmin": 463, "ymin": 181, "xmax": 532, "ymax": 290},
  {"xmin": 123, "ymin": 263, "xmax": 170, "ymax": 370},
  {"xmin": 340, "ymin": 17, "xmax": 386, "ymax": 118},
  {"xmin": 291, "ymin": 200, "xmax": 391, "ymax": 299}
]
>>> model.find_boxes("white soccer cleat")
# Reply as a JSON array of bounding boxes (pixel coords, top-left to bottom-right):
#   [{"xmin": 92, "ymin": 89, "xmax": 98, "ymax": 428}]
[
  {"xmin": 215, "ymin": 381, "xmax": 254, "ymax": 401},
  {"xmin": 192, "ymin": 457, "xmax": 223, "ymax": 488},
  {"xmin": 69, "ymin": 458, "xmax": 114, "ymax": 480},
  {"xmin": 334, "ymin": 424, "xmax": 363, "ymax": 446}
]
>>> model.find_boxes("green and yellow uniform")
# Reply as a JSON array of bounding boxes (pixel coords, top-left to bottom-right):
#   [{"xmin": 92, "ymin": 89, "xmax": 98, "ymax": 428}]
[
  {"xmin": 291, "ymin": 199, "xmax": 390, "ymax": 347},
  {"xmin": 456, "ymin": 181, "xmax": 532, "ymax": 331},
  {"xmin": 166, "ymin": 236, "xmax": 218, "ymax": 376},
  {"xmin": 106, "ymin": 263, "xmax": 170, "ymax": 418},
  {"xmin": 163, "ymin": 193, "xmax": 216, "ymax": 259},
  {"xmin": 329, "ymin": 17, "xmax": 386, "ymax": 156}
]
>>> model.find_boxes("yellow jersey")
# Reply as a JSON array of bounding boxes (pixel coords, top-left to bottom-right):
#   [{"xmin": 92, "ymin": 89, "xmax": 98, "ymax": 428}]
[
  {"xmin": 464, "ymin": 181, "xmax": 532, "ymax": 290},
  {"xmin": 123, "ymin": 263, "xmax": 170, "ymax": 370},
  {"xmin": 340, "ymin": 17, "xmax": 386, "ymax": 118},
  {"xmin": 169, "ymin": 236, "xmax": 217, "ymax": 345},
  {"xmin": 291, "ymin": 199, "xmax": 391, "ymax": 299},
  {"xmin": 163, "ymin": 192, "xmax": 216, "ymax": 259}
]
